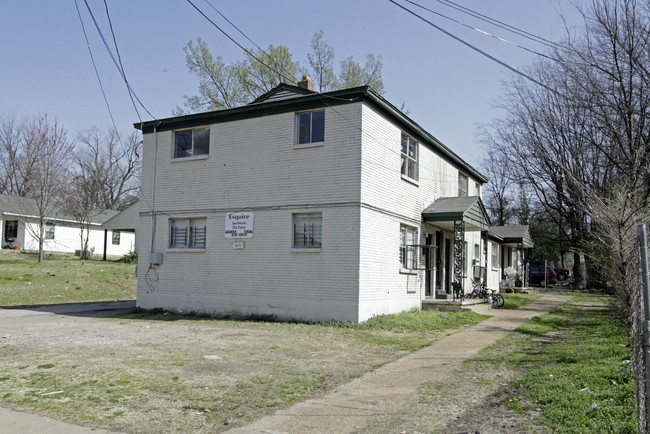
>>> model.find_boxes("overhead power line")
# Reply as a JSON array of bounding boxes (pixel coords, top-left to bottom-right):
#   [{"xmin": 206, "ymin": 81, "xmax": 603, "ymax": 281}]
[
  {"xmin": 388, "ymin": 0, "xmax": 558, "ymax": 94},
  {"xmin": 186, "ymin": 0, "xmax": 298, "ymax": 86},
  {"xmin": 102, "ymin": 0, "xmax": 144, "ymax": 123},
  {"xmin": 73, "ymin": 0, "xmax": 121, "ymax": 135},
  {"xmin": 434, "ymin": 0, "xmax": 567, "ymax": 51},
  {"xmin": 81, "ymin": 0, "xmax": 156, "ymax": 122},
  {"xmin": 402, "ymin": 0, "xmax": 555, "ymax": 60}
]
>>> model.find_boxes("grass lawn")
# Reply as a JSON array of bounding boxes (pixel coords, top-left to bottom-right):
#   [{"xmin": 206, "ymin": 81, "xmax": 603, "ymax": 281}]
[
  {"xmin": 0, "ymin": 249, "xmax": 137, "ymax": 306},
  {"xmin": 501, "ymin": 292, "xmax": 542, "ymax": 309},
  {"xmin": 459, "ymin": 294, "xmax": 636, "ymax": 432}
]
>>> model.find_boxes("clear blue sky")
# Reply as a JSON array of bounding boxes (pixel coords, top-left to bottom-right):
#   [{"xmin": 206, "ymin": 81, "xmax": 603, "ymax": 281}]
[{"xmin": 0, "ymin": 1, "xmax": 581, "ymax": 167}]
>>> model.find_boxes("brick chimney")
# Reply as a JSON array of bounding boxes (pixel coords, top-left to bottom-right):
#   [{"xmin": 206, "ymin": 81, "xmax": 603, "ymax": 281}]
[{"xmin": 297, "ymin": 75, "xmax": 314, "ymax": 91}]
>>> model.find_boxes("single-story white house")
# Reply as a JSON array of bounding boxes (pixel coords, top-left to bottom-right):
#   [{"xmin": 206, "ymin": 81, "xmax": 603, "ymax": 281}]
[
  {"xmin": 134, "ymin": 77, "xmax": 529, "ymax": 323},
  {"xmin": 0, "ymin": 194, "xmax": 135, "ymax": 257}
]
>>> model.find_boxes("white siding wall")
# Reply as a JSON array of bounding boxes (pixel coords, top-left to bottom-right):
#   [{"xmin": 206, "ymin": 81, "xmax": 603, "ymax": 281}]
[
  {"xmin": 19, "ymin": 219, "xmax": 134, "ymax": 256},
  {"xmin": 138, "ymin": 104, "xmax": 364, "ymax": 322}
]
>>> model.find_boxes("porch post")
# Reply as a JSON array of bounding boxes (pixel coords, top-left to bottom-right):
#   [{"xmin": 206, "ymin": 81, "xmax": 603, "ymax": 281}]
[{"xmin": 453, "ymin": 220, "xmax": 465, "ymax": 298}]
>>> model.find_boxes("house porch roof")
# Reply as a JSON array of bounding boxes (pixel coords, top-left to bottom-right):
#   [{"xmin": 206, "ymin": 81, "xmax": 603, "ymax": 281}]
[{"xmin": 422, "ymin": 196, "xmax": 490, "ymax": 231}]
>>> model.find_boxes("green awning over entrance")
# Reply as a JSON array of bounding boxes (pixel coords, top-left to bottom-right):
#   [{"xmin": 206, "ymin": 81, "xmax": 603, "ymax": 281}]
[{"xmin": 422, "ymin": 196, "xmax": 490, "ymax": 231}]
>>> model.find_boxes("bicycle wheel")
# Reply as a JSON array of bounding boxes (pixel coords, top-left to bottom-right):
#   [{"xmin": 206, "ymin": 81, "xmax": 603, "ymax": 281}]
[
  {"xmin": 495, "ymin": 293, "xmax": 505, "ymax": 308},
  {"xmin": 491, "ymin": 295, "xmax": 500, "ymax": 309}
]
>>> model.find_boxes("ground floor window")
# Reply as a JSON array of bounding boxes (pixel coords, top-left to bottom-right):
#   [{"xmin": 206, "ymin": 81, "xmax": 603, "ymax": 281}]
[
  {"xmin": 112, "ymin": 230, "xmax": 121, "ymax": 245},
  {"xmin": 4, "ymin": 220, "xmax": 17, "ymax": 239},
  {"xmin": 491, "ymin": 243, "xmax": 499, "ymax": 270},
  {"xmin": 169, "ymin": 218, "xmax": 207, "ymax": 249},
  {"xmin": 400, "ymin": 225, "xmax": 418, "ymax": 269},
  {"xmin": 293, "ymin": 213, "xmax": 322, "ymax": 248},
  {"xmin": 45, "ymin": 223, "xmax": 55, "ymax": 240}
]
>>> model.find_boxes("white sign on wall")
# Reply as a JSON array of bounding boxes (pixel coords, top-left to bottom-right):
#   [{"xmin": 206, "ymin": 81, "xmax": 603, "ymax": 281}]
[{"xmin": 225, "ymin": 212, "xmax": 254, "ymax": 238}]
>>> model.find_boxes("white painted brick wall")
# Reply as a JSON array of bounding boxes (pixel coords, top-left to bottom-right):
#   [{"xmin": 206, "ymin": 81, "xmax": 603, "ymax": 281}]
[
  {"xmin": 138, "ymin": 105, "xmax": 364, "ymax": 322},
  {"xmin": 138, "ymin": 100, "xmax": 493, "ymax": 322}
]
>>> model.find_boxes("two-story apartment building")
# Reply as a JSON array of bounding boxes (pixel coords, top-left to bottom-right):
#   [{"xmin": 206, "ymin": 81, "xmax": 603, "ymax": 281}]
[{"xmin": 135, "ymin": 78, "xmax": 503, "ymax": 323}]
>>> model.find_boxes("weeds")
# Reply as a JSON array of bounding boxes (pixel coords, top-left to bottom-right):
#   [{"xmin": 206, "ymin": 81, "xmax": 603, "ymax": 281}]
[{"xmin": 463, "ymin": 295, "xmax": 635, "ymax": 432}]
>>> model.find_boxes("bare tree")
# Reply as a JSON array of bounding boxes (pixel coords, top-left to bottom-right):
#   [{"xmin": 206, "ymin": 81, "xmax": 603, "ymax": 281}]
[
  {"xmin": 478, "ymin": 141, "xmax": 516, "ymax": 226},
  {"xmin": 20, "ymin": 115, "xmax": 73, "ymax": 263},
  {"xmin": 482, "ymin": 0, "xmax": 650, "ymax": 428},
  {"xmin": 74, "ymin": 127, "xmax": 141, "ymax": 211},
  {"xmin": 306, "ymin": 30, "xmax": 336, "ymax": 92},
  {"xmin": 0, "ymin": 113, "xmax": 27, "ymax": 195}
]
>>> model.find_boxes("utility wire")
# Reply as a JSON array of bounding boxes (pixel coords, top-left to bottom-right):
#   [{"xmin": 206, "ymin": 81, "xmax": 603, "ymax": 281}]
[
  {"xmin": 200, "ymin": 0, "xmax": 302, "ymax": 89},
  {"xmin": 402, "ymin": 0, "xmax": 555, "ymax": 60},
  {"xmin": 186, "ymin": 0, "xmax": 297, "ymax": 86},
  {"xmin": 388, "ymin": 0, "xmax": 559, "ymax": 95},
  {"xmin": 102, "ymin": 0, "xmax": 143, "ymax": 123},
  {"xmin": 73, "ymin": 0, "xmax": 121, "ymax": 137},
  {"xmin": 82, "ymin": 0, "xmax": 156, "ymax": 121},
  {"xmin": 434, "ymin": 0, "xmax": 567, "ymax": 51}
]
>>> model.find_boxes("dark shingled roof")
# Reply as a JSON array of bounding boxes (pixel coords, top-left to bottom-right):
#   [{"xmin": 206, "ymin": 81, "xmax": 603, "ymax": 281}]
[
  {"xmin": 0, "ymin": 194, "xmax": 118, "ymax": 225},
  {"xmin": 422, "ymin": 196, "xmax": 490, "ymax": 231},
  {"xmin": 489, "ymin": 225, "xmax": 534, "ymax": 248}
]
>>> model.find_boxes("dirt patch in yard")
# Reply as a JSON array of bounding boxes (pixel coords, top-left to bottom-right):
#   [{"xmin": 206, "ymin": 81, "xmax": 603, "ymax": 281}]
[{"xmin": 0, "ymin": 309, "xmax": 484, "ymax": 433}]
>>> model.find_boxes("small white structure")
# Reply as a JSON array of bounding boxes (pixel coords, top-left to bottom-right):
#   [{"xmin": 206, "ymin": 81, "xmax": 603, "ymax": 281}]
[
  {"xmin": 489, "ymin": 225, "xmax": 534, "ymax": 287},
  {"xmin": 0, "ymin": 194, "xmax": 135, "ymax": 257},
  {"xmin": 135, "ymin": 78, "xmax": 519, "ymax": 323}
]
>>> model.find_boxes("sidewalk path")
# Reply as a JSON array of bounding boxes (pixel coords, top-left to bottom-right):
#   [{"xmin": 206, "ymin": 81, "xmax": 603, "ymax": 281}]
[
  {"xmin": 0, "ymin": 294, "xmax": 568, "ymax": 434},
  {"xmin": 0, "ymin": 406, "xmax": 119, "ymax": 434},
  {"xmin": 226, "ymin": 293, "xmax": 570, "ymax": 434}
]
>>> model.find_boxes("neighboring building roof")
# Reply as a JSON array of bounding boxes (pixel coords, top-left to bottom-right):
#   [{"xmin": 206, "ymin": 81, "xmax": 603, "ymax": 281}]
[
  {"xmin": 135, "ymin": 84, "xmax": 488, "ymax": 184},
  {"xmin": 0, "ymin": 194, "xmax": 119, "ymax": 226},
  {"xmin": 102, "ymin": 200, "xmax": 139, "ymax": 231},
  {"xmin": 489, "ymin": 225, "xmax": 534, "ymax": 248},
  {"xmin": 422, "ymin": 196, "xmax": 490, "ymax": 231}
]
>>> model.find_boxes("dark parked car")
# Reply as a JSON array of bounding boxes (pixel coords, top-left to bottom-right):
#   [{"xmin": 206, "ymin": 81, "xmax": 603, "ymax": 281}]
[
  {"xmin": 529, "ymin": 265, "xmax": 557, "ymax": 286},
  {"xmin": 531, "ymin": 261, "xmax": 570, "ymax": 282},
  {"xmin": 553, "ymin": 265, "xmax": 570, "ymax": 281}
]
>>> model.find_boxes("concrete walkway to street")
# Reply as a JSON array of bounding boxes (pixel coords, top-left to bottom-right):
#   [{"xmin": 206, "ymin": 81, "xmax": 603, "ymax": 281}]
[
  {"xmin": 0, "ymin": 294, "xmax": 569, "ymax": 433},
  {"xmin": 226, "ymin": 293, "xmax": 571, "ymax": 434}
]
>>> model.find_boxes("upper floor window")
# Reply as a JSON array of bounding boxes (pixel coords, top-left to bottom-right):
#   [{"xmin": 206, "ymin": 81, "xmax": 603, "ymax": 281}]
[
  {"xmin": 297, "ymin": 110, "xmax": 325, "ymax": 144},
  {"xmin": 293, "ymin": 213, "xmax": 322, "ymax": 248},
  {"xmin": 401, "ymin": 134, "xmax": 418, "ymax": 181},
  {"xmin": 475, "ymin": 182, "xmax": 481, "ymax": 196},
  {"xmin": 169, "ymin": 218, "xmax": 207, "ymax": 249},
  {"xmin": 458, "ymin": 172, "xmax": 468, "ymax": 197},
  {"xmin": 174, "ymin": 127, "xmax": 210, "ymax": 158}
]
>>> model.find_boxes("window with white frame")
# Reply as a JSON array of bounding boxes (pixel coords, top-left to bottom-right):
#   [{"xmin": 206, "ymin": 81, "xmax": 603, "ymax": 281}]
[
  {"xmin": 174, "ymin": 127, "xmax": 210, "ymax": 158},
  {"xmin": 491, "ymin": 243, "xmax": 499, "ymax": 270},
  {"xmin": 400, "ymin": 224, "xmax": 418, "ymax": 269},
  {"xmin": 475, "ymin": 182, "xmax": 481, "ymax": 196},
  {"xmin": 458, "ymin": 172, "xmax": 468, "ymax": 197},
  {"xmin": 296, "ymin": 110, "xmax": 325, "ymax": 144},
  {"xmin": 169, "ymin": 218, "xmax": 207, "ymax": 249},
  {"xmin": 112, "ymin": 230, "xmax": 121, "ymax": 245},
  {"xmin": 293, "ymin": 213, "xmax": 322, "ymax": 248},
  {"xmin": 45, "ymin": 223, "xmax": 55, "ymax": 240},
  {"xmin": 401, "ymin": 133, "xmax": 418, "ymax": 180}
]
